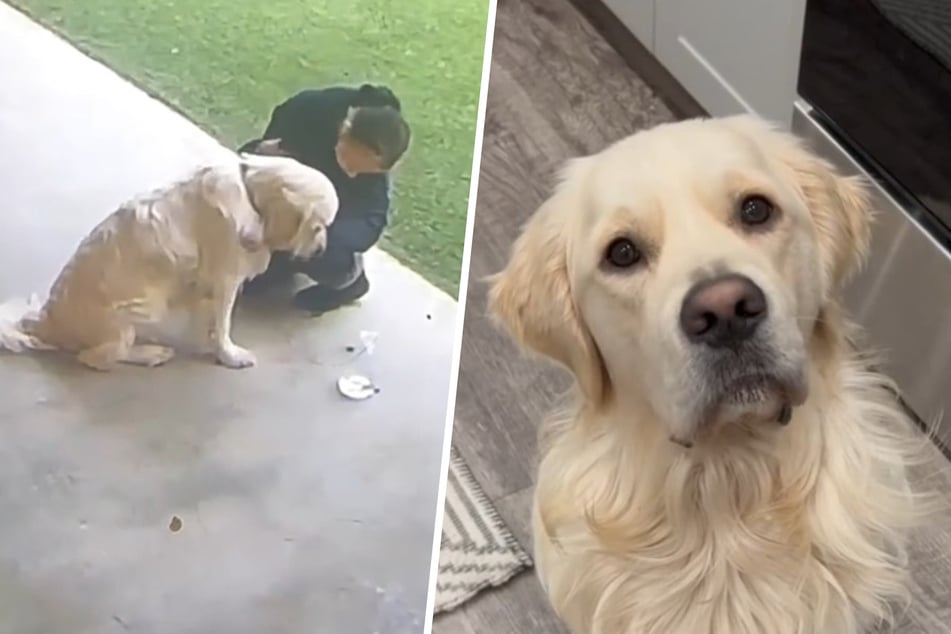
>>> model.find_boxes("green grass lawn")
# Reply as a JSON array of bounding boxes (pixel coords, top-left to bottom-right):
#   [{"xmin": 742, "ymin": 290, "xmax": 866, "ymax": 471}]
[{"xmin": 8, "ymin": 0, "xmax": 489, "ymax": 295}]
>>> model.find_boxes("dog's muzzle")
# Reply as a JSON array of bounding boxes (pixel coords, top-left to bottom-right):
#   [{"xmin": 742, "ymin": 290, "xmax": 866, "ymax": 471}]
[{"xmin": 673, "ymin": 273, "xmax": 806, "ymax": 445}]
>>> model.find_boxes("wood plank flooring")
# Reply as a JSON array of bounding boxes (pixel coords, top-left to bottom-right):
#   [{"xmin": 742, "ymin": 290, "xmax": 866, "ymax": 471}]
[{"xmin": 433, "ymin": 0, "xmax": 675, "ymax": 631}]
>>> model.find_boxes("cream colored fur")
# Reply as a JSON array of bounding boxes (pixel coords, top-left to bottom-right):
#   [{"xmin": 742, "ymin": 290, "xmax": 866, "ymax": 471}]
[
  {"xmin": 0, "ymin": 153, "xmax": 338, "ymax": 370},
  {"xmin": 489, "ymin": 115, "xmax": 932, "ymax": 634}
]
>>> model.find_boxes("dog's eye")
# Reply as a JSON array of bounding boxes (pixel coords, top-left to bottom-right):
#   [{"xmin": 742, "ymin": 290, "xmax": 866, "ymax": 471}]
[
  {"xmin": 738, "ymin": 195, "xmax": 775, "ymax": 226},
  {"xmin": 605, "ymin": 238, "xmax": 642, "ymax": 268}
]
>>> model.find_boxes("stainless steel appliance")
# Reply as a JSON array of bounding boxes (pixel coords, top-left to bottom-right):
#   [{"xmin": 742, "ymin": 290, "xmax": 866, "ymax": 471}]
[{"xmin": 795, "ymin": 0, "xmax": 951, "ymax": 447}]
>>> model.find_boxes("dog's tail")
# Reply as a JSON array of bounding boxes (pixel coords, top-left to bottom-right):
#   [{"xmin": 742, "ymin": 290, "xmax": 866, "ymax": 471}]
[{"xmin": 0, "ymin": 295, "xmax": 54, "ymax": 352}]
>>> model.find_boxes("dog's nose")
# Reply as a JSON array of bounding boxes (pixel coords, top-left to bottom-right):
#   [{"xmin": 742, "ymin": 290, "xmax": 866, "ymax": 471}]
[{"xmin": 679, "ymin": 274, "xmax": 767, "ymax": 347}]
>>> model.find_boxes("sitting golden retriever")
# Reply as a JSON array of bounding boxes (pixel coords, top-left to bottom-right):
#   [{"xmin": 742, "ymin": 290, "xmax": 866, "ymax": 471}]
[
  {"xmin": 0, "ymin": 153, "xmax": 337, "ymax": 370},
  {"xmin": 489, "ymin": 115, "xmax": 931, "ymax": 634}
]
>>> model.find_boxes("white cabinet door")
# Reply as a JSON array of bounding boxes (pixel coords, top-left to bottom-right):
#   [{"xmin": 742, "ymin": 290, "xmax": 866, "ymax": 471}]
[
  {"xmin": 603, "ymin": 0, "xmax": 655, "ymax": 50},
  {"xmin": 654, "ymin": 0, "xmax": 807, "ymax": 128}
]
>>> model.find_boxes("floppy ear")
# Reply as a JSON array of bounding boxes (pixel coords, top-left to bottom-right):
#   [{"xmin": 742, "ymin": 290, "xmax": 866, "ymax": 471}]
[
  {"xmin": 487, "ymin": 165, "xmax": 609, "ymax": 405},
  {"xmin": 287, "ymin": 205, "xmax": 325, "ymax": 257},
  {"xmin": 785, "ymin": 149, "xmax": 872, "ymax": 291}
]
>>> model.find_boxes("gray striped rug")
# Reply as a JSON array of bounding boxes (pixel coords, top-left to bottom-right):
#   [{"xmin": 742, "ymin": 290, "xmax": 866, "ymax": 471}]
[{"xmin": 434, "ymin": 447, "xmax": 533, "ymax": 614}]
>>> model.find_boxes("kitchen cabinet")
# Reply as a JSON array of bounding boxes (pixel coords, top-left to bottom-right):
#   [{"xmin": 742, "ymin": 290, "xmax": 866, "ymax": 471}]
[{"xmin": 600, "ymin": 0, "xmax": 807, "ymax": 128}]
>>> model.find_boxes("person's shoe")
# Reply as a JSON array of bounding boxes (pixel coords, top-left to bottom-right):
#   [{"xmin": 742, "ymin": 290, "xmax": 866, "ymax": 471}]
[
  {"xmin": 293, "ymin": 273, "xmax": 370, "ymax": 314},
  {"xmin": 241, "ymin": 269, "xmax": 295, "ymax": 297}
]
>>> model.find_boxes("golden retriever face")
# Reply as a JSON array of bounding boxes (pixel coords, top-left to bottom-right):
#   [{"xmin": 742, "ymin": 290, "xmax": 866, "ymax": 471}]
[
  {"xmin": 491, "ymin": 115, "xmax": 871, "ymax": 445},
  {"xmin": 240, "ymin": 154, "xmax": 340, "ymax": 259}
]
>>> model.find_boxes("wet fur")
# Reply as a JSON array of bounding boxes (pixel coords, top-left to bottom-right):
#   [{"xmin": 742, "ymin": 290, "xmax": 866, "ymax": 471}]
[
  {"xmin": 0, "ymin": 153, "xmax": 338, "ymax": 370},
  {"xmin": 489, "ymin": 115, "xmax": 932, "ymax": 634}
]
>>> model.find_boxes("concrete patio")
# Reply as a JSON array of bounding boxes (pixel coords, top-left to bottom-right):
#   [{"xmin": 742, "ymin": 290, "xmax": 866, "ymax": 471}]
[{"xmin": 0, "ymin": 4, "xmax": 455, "ymax": 633}]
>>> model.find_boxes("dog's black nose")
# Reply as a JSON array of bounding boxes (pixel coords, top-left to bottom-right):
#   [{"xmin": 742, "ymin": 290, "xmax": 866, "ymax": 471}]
[{"xmin": 679, "ymin": 274, "xmax": 767, "ymax": 347}]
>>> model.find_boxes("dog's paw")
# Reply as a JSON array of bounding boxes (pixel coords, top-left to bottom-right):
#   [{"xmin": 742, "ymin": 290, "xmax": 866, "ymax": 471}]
[
  {"xmin": 216, "ymin": 344, "xmax": 257, "ymax": 369},
  {"xmin": 76, "ymin": 354, "xmax": 116, "ymax": 372},
  {"xmin": 77, "ymin": 346, "xmax": 119, "ymax": 371},
  {"xmin": 133, "ymin": 345, "xmax": 175, "ymax": 367}
]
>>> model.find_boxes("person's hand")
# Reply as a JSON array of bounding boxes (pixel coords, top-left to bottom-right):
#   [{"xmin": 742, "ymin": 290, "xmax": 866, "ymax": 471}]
[{"xmin": 257, "ymin": 138, "xmax": 289, "ymax": 156}]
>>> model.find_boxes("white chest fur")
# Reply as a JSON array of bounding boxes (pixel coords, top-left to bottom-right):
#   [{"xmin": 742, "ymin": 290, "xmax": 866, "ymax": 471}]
[{"xmin": 533, "ymin": 370, "xmax": 921, "ymax": 634}]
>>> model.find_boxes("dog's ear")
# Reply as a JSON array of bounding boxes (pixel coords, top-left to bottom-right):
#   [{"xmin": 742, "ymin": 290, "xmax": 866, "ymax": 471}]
[
  {"xmin": 287, "ymin": 202, "xmax": 326, "ymax": 258},
  {"xmin": 265, "ymin": 183, "xmax": 327, "ymax": 258},
  {"xmin": 786, "ymin": 149, "xmax": 872, "ymax": 291},
  {"xmin": 726, "ymin": 115, "xmax": 872, "ymax": 293},
  {"xmin": 488, "ymin": 162, "xmax": 609, "ymax": 405}
]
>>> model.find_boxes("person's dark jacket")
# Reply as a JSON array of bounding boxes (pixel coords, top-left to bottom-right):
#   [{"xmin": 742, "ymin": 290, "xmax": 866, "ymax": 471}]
[{"xmin": 240, "ymin": 87, "xmax": 392, "ymax": 254}]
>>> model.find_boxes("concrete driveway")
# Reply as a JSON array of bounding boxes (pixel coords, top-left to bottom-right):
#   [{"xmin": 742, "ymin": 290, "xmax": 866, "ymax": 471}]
[{"xmin": 0, "ymin": 5, "xmax": 455, "ymax": 633}]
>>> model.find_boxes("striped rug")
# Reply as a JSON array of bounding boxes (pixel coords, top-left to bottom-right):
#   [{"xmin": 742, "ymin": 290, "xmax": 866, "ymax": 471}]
[{"xmin": 434, "ymin": 447, "xmax": 533, "ymax": 614}]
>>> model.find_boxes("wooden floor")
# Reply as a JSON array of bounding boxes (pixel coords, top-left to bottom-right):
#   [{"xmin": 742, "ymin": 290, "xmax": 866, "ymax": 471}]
[{"xmin": 432, "ymin": 0, "xmax": 675, "ymax": 631}]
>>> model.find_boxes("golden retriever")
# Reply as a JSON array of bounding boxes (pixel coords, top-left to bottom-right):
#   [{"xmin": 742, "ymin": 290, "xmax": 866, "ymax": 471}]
[
  {"xmin": 489, "ymin": 115, "xmax": 931, "ymax": 634},
  {"xmin": 0, "ymin": 153, "xmax": 338, "ymax": 370}
]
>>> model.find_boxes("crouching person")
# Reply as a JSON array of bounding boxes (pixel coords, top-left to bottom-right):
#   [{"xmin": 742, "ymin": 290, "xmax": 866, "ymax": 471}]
[{"xmin": 239, "ymin": 83, "xmax": 411, "ymax": 314}]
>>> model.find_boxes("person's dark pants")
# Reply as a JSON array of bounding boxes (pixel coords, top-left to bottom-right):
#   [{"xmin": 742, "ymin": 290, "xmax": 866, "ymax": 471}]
[{"xmin": 244, "ymin": 245, "xmax": 370, "ymax": 313}]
